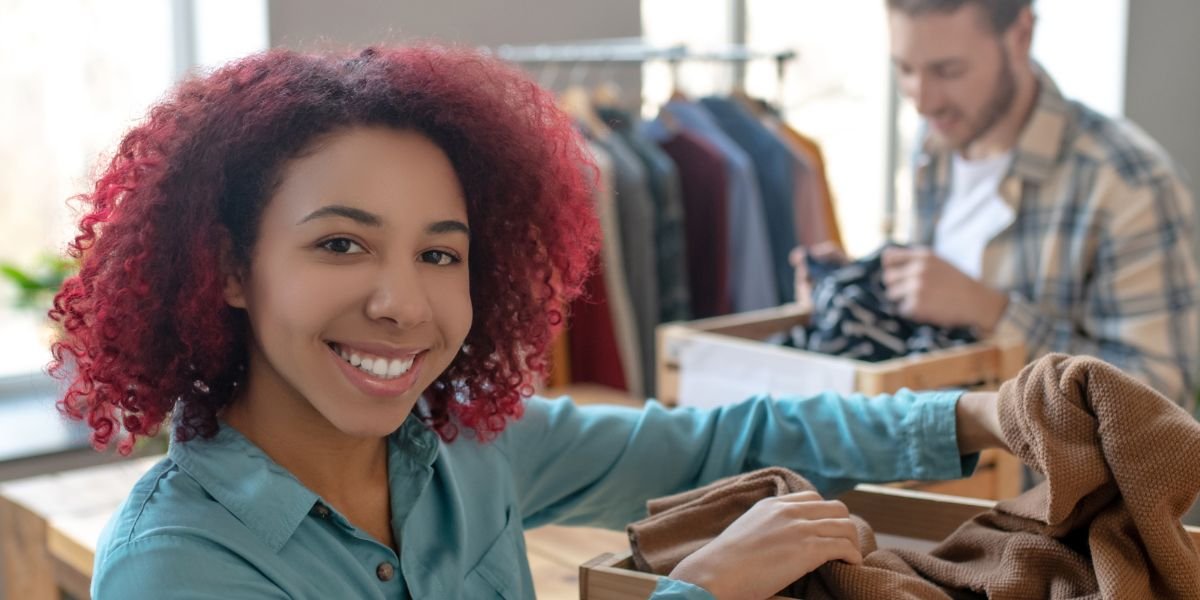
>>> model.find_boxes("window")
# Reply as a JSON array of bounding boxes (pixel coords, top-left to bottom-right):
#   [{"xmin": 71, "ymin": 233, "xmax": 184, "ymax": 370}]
[
  {"xmin": 0, "ymin": 0, "xmax": 267, "ymax": 381},
  {"xmin": 642, "ymin": 0, "xmax": 893, "ymax": 257},
  {"xmin": 0, "ymin": 0, "xmax": 174, "ymax": 379},
  {"xmin": 0, "ymin": 0, "xmax": 266, "ymax": 463},
  {"xmin": 744, "ymin": 0, "xmax": 891, "ymax": 257}
]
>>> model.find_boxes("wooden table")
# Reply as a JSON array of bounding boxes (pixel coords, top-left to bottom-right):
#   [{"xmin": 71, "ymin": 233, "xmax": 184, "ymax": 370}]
[{"xmin": 0, "ymin": 456, "xmax": 158, "ymax": 600}]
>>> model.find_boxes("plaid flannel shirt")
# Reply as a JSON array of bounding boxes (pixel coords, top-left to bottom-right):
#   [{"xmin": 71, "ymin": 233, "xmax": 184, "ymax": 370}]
[{"xmin": 912, "ymin": 68, "xmax": 1199, "ymax": 407}]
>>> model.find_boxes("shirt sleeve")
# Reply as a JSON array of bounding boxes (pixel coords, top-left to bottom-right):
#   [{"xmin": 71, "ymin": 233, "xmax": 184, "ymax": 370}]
[
  {"xmin": 500, "ymin": 389, "xmax": 974, "ymax": 530},
  {"xmin": 651, "ymin": 577, "xmax": 718, "ymax": 599},
  {"xmin": 93, "ymin": 535, "xmax": 290, "ymax": 599},
  {"xmin": 993, "ymin": 175, "xmax": 1199, "ymax": 408}
]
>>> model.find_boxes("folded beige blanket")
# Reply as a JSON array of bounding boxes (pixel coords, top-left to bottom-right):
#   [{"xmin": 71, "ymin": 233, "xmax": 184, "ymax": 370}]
[{"xmin": 628, "ymin": 355, "xmax": 1200, "ymax": 599}]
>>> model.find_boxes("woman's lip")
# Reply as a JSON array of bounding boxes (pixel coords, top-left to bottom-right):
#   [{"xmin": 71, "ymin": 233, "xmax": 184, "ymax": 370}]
[{"xmin": 327, "ymin": 344, "xmax": 425, "ymax": 398}]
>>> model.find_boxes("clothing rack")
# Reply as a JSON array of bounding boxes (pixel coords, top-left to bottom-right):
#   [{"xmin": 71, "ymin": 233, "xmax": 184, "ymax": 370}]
[
  {"xmin": 491, "ymin": 39, "xmax": 797, "ymax": 93},
  {"xmin": 494, "ymin": 40, "xmax": 796, "ymax": 65}
]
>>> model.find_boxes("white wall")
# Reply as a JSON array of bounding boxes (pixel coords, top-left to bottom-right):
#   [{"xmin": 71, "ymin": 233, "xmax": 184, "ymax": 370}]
[{"xmin": 1033, "ymin": 0, "xmax": 1128, "ymax": 117}]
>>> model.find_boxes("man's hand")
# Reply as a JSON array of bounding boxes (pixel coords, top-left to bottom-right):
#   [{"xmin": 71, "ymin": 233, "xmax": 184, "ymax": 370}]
[
  {"xmin": 790, "ymin": 242, "xmax": 848, "ymax": 310},
  {"xmin": 881, "ymin": 246, "xmax": 1008, "ymax": 332},
  {"xmin": 668, "ymin": 491, "xmax": 862, "ymax": 600}
]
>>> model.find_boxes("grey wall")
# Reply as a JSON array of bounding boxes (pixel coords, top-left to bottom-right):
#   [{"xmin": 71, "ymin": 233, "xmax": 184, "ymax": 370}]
[
  {"xmin": 1124, "ymin": 0, "xmax": 1200, "ymax": 200},
  {"xmin": 269, "ymin": 0, "xmax": 640, "ymax": 48},
  {"xmin": 268, "ymin": 0, "xmax": 643, "ymax": 99}
]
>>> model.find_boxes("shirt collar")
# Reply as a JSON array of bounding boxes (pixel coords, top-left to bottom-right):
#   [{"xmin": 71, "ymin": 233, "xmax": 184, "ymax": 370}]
[
  {"xmin": 168, "ymin": 413, "xmax": 441, "ymax": 553},
  {"xmin": 1008, "ymin": 65, "xmax": 1070, "ymax": 183}
]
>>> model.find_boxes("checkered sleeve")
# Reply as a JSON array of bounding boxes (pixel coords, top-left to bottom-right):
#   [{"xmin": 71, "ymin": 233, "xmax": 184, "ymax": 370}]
[{"xmin": 994, "ymin": 176, "xmax": 1200, "ymax": 408}]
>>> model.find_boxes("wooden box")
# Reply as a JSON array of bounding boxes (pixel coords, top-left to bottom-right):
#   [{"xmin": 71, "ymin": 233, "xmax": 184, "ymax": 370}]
[
  {"xmin": 656, "ymin": 304, "xmax": 1025, "ymax": 404},
  {"xmin": 579, "ymin": 485, "xmax": 1200, "ymax": 600},
  {"xmin": 654, "ymin": 304, "xmax": 1027, "ymax": 501}
]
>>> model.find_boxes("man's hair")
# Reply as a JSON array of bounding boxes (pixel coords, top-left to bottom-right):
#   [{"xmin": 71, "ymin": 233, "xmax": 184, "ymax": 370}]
[{"xmin": 887, "ymin": 0, "xmax": 1032, "ymax": 33}]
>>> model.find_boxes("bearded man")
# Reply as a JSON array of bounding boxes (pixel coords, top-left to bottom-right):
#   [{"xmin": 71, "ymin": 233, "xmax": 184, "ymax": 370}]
[{"xmin": 875, "ymin": 0, "xmax": 1198, "ymax": 406}]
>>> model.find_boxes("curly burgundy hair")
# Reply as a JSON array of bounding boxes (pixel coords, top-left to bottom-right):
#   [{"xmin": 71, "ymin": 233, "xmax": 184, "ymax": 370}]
[{"xmin": 49, "ymin": 45, "xmax": 601, "ymax": 454}]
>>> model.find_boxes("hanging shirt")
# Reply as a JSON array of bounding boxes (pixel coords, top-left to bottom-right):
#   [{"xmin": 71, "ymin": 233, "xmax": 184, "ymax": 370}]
[
  {"xmin": 597, "ymin": 106, "xmax": 693, "ymax": 323},
  {"xmin": 591, "ymin": 133, "xmax": 660, "ymax": 397},
  {"xmin": 932, "ymin": 151, "xmax": 1015, "ymax": 280},
  {"xmin": 568, "ymin": 142, "xmax": 640, "ymax": 394},
  {"xmin": 91, "ymin": 392, "xmax": 976, "ymax": 599},
  {"xmin": 699, "ymin": 97, "xmax": 800, "ymax": 303},
  {"xmin": 643, "ymin": 100, "xmax": 779, "ymax": 313},
  {"xmin": 656, "ymin": 130, "xmax": 732, "ymax": 317}
]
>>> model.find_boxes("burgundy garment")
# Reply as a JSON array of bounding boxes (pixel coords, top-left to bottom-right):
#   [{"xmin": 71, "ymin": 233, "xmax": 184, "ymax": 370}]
[
  {"xmin": 658, "ymin": 130, "xmax": 732, "ymax": 318},
  {"xmin": 568, "ymin": 259, "xmax": 628, "ymax": 392}
]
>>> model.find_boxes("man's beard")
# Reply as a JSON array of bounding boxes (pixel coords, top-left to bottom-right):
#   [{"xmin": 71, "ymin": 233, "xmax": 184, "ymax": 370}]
[{"xmin": 936, "ymin": 47, "xmax": 1018, "ymax": 152}]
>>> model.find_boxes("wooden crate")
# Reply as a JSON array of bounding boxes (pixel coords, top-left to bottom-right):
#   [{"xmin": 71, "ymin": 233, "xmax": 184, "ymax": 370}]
[
  {"xmin": 656, "ymin": 304, "xmax": 1025, "ymax": 404},
  {"xmin": 655, "ymin": 304, "xmax": 1026, "ymax": 501},
  {"xmin": 580, "ymin": 484, "xmax": 1200, "ymax": 600}
]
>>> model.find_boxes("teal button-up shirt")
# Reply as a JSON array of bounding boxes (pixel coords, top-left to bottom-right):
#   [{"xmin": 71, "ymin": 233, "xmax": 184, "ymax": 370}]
[{"xmin": 92, "ymin": 390, "xmax": 973, "ymax": 599}]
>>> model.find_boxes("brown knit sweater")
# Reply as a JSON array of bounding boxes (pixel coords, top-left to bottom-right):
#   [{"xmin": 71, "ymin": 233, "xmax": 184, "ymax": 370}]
[{"xmin": 628, "ymin": 355, "xmax": 1200, "ymax": 599}]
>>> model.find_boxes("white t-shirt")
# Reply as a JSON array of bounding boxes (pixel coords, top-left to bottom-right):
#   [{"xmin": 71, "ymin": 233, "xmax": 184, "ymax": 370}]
[{"xmin": 933, "ymin": 152, "xmax": 1016, "ymax": 280}]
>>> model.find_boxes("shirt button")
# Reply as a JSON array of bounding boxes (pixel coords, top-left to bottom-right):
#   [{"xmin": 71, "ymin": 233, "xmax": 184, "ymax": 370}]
[
  {"xmin": 376, "ymin": 562, "xmax": 395, "ymax": 582},
  {"xmin": 312, "ymin": 504, "xmax": 331, "ymax": 519}
]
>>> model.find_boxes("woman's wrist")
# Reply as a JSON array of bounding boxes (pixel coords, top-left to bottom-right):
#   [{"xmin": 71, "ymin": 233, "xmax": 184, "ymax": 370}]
[
  {"xmin": 955, "ymin": 391, "xmax": 1006, "ymax": 454},
  {"xmin": 668, "ymin": 556, "xmax": 723, "ymax": 600}
]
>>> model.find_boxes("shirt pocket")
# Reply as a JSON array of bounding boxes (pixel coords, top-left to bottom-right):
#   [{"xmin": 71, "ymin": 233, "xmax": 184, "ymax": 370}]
[{"xmin": 463, "ymin": 505, "xmax": 527, "ymax": 599}]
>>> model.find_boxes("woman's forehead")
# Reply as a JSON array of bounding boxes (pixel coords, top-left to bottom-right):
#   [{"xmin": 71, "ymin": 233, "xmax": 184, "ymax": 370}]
[{"xmin": 266, "ymin": 127, "xmax": 468, "ymax": 227}]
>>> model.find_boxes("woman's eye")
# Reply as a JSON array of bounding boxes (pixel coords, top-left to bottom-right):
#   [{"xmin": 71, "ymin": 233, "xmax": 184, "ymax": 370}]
[
  {"xmin": 421, "ymin": 250, "xmax": 459, "ymax": 266},
  {"xmin": 319, "ymin": 238, "xmax": 365, "ymax": 254}
]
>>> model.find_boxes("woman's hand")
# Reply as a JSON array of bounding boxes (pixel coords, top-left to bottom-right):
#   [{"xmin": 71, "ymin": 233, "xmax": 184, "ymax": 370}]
[
  {"xmin": 956, "ymin": 391, "xmax": 1007, "ymax": 454},
  {"xmin": 668, "ymin": 491, "xmax": 862, "ymax": 600}
]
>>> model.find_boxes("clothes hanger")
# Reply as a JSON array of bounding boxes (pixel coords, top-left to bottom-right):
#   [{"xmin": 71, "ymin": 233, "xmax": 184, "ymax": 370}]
[
  {"xmin": 667, "ymin": 57, "xmax": 689, "ymax": 102},
  {"xmin": 559, "ymin": 61, "xmax": 610, "ymax": 138},
  {"xmin": 590, "ymin": 58, "xmax": 623, "ymax": 109}
]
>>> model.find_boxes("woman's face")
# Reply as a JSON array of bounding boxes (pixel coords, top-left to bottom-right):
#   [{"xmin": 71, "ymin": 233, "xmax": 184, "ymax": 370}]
[{"xmin": 224, "ymin": 127, "xmax": 472, "ymax": 437}]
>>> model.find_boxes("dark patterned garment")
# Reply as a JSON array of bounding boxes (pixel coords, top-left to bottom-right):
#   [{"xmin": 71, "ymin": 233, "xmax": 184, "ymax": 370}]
[{"xmin": 791, "ymin": 246, "xmax": 976, "ymax": 362}]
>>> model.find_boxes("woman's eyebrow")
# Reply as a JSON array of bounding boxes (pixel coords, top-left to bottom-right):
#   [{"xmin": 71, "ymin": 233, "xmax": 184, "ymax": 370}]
[
  {"xmin": 296, "ymin": 205, "xmax": 383, "ymax": 227},
  {"xmin": 428, "ymin": 220, "xmax": 469, "ymax": 235}
]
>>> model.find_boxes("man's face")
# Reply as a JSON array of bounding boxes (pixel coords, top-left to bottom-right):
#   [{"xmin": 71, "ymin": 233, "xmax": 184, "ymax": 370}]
[{"xmin": 888, "ymin": 5, "xmax": 1018, "ymax": 151}]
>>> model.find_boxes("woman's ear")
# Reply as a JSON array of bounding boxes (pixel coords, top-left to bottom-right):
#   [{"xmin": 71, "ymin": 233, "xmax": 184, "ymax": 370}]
[{"xmin": 220, "ymin": 233, "xmax": 248, "ymax": 309}]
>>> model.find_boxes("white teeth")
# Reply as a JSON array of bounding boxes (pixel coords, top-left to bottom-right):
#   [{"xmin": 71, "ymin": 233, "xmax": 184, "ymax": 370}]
[
  {"xmin": 386, "ymin": 359, "xmax": 403, "ymax": 377},
  {"xmin": 333, "ymin": 343, "xmax": 416, "ymax": 380}
]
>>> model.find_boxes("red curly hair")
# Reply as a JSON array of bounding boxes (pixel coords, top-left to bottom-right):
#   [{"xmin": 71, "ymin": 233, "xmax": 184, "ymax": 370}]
[{"xmin": 50, "ymin": 45, "xmax": 601, "ymax": 454}]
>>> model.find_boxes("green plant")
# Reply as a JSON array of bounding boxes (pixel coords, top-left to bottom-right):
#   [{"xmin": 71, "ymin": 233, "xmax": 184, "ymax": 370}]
[{"xmin": 0, "ymin": 253, "xmax": 77, "ymax": 311}]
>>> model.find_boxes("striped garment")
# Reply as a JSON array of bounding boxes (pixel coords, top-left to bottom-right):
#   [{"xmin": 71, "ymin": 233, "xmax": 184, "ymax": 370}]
[{"xmin": 911, "ymin": 68, "xmax": 1199, "ymax": 407}]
